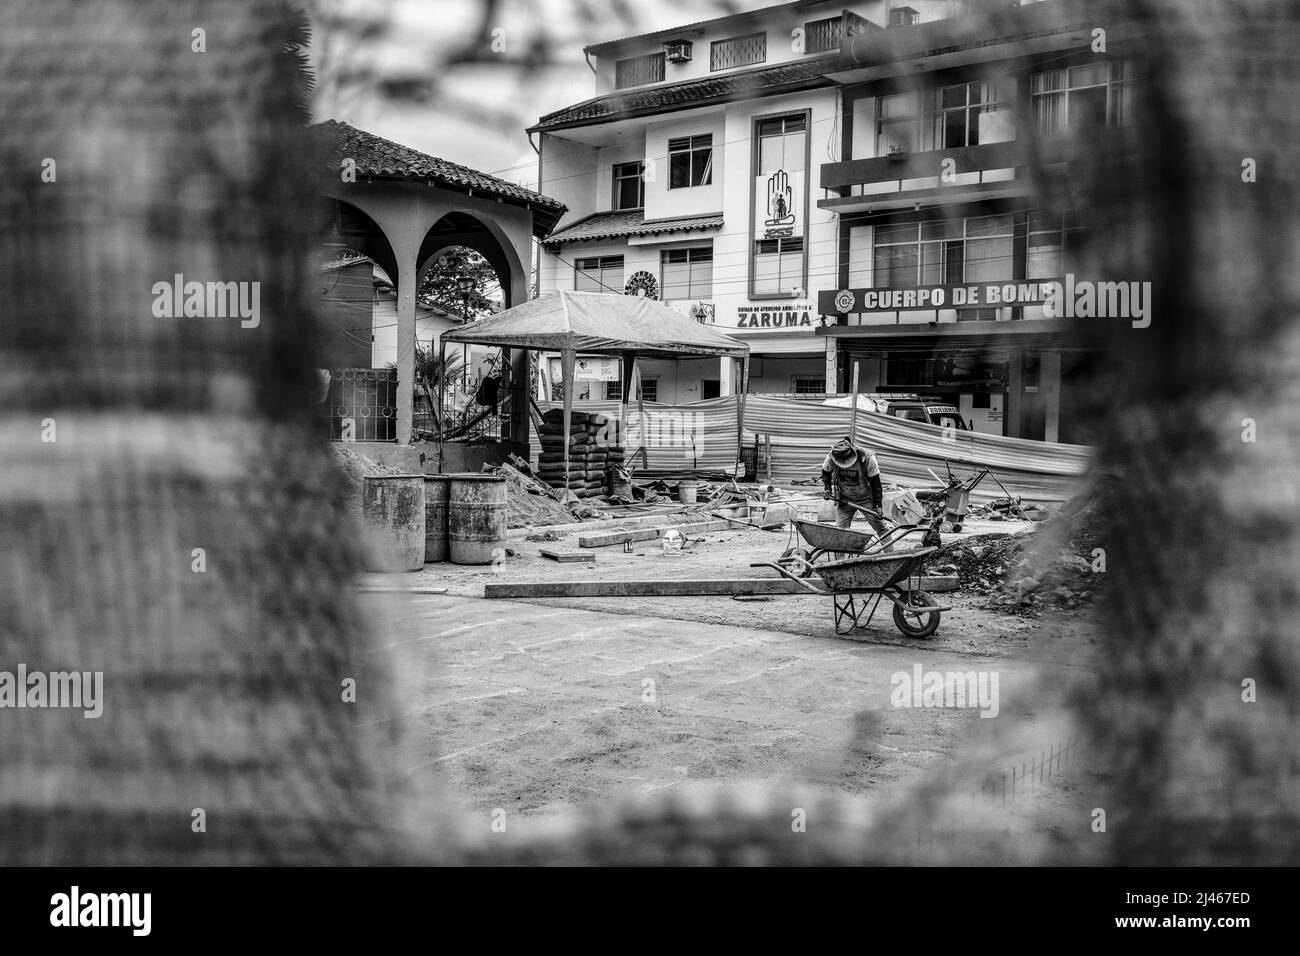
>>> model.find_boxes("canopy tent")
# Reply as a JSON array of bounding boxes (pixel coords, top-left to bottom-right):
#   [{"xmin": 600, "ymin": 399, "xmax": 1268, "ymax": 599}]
[{"xmin": 439, "ymin": 290, "xmax": 750, "ymax": 487}]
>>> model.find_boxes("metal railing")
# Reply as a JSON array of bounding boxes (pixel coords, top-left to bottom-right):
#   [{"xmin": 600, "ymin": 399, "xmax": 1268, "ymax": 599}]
[{"xmin": 322, "ymin": 368, "xmax": 397, "ymax": 442}]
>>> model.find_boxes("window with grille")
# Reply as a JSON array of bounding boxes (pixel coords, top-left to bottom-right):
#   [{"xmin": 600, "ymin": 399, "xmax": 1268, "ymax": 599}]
[
  {"xmin": 792, "ymin": 376, "xmax": 826, "ymax": 394},
  {"xmin": 612, "ymin": 161, "xmax": 644, "ymax": 210},
  {"xmin": 753, "ymin": 236, "xmax": 803, "ymax": 295},
  {"xmin": 710, "ymin": 32, "xmax": 766, "ymax": 71},
  {"xmin": 668, "ymin": 135, "xmax": 713, "ymax": 189},
  {"xmin": 614, "ymin": 378, "xmax": 658, "ymax": 401},
  {"xmin": 660, "ymin": 247, "xmax": 713, "ymax": 300},
  {"xmin": 804, "ymin": 16, "xmax": 841, "ymax": 54},
  {"xmin": 615, "ymin": 52, "xmax": 665, "ymax": 89},
  {"xmin": 574, "ymin": 255, "xmax": 624, "ymax": 293}
]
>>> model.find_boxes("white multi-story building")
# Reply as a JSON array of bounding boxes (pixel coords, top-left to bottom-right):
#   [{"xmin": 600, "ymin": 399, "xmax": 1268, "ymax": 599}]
[
  {"xmin": 533, "ymin": 0, "xmax": 916, "ymax": 402},
  {"xmin": 534, "ymin": 0, "xmax": 1145, "ymax": 443}
]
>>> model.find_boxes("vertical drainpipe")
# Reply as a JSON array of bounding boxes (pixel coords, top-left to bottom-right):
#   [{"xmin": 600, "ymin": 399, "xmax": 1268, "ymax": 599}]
[{"xmin": 530, "ymin": 129, "xmax": 542, "ymax": 303}]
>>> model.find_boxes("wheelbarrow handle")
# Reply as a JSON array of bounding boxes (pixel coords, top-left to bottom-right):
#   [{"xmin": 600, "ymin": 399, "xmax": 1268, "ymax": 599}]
[{"xmin": 750, "ymin": 561, "xmax": 830, "ymax": 595}]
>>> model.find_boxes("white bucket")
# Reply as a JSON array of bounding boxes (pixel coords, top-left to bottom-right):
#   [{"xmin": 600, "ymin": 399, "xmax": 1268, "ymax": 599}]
[{"xmin": 678, "ymin": 480, "xmax": 699, "ymax": 505}]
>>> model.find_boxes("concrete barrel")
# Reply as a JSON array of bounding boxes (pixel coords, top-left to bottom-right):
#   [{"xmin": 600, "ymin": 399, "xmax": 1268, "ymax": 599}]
[
  {"xmin": 361, "ymin": 475, "xmax": 426, "ymax": 572},
  {"xmin": 447, "ymin": 474, "xmax": 507, "ymax": 566},
  {"xmin": 423, "ymin": 475, "xmax": 450, "ymax": 563}
]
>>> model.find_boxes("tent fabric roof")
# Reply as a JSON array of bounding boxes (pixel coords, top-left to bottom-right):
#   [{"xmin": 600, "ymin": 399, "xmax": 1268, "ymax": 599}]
[{"xmin": 440, "ymin": 290, "xmax": 748, "ymax": 358}]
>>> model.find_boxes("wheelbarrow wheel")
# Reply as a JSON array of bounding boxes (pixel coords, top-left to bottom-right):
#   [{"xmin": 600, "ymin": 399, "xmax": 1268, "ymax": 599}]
[
  {"xmin": 777, "ymin": 546, "xmax": 814, "ymax": 578},
  {"xmin": 893, "ymin": 589, "xmax": 940, "ymax": 638}
]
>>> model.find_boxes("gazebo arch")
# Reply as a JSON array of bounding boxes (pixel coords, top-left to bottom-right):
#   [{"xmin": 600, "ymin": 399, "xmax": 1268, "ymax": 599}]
[
  {"xmin": 312, "ymin": 120, "xmax": 565, "ymax": 447},
  {"xmin": 417, "ymin": 210, "xmax": 525, "ymax": 310}
]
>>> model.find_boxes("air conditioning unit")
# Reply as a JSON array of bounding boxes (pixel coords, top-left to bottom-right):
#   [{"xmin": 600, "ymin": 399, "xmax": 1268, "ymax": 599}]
[
  {"xmin": 663, "ymin": 39, "xmax": 693, "ymax": 63},
  {"xmin": 888, "ymin": 6, "xmax": 921, "ymax": 27}
]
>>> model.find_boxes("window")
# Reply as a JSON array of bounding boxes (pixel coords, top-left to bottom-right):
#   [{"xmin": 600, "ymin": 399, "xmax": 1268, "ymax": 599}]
[
  {"xmin": 876, "ymin": 79, "xmax": 1014, "ymax": 156},
  {"xmin": 613, "ymin": 161, "xmax": 644, "ymax": 211},
  {"xmin": 668, "ymin": 135, "xmax": 713, "ymax": 189},
  {"xmin": 804, "ymin": 16, "xmax": 841, "ymax": 54},
  {"xmin": 606, "ymin": 376, "xmax": 656, "ymax": 401},
  {"xmin": 710, "ymin": 32, "xmax": 766, "ymax": 71},
  {"xmin": 661, "ymin": 247, "xmax": 713, "ymax": 300},
  {"xmin": 615, "ymin": 53, "xmax": 665, "ymax": 89},
  {"xmin": 1026, "ymin": 210, "xmax": 1086, "ymax": 279},
  {"xmin": 752, "ymin": 114, "xmax": 807, "ymax": 296},
  {"xmin": 757, "ymin": 114, "xmax": 806, "ymax": 174},
  {"xmin": 1032, "ymin": 61, "xmax": 1137, "ymax": 135},
  {"xmin": 753, "ymin": 236, "xmax": 803, "ymax": 295},
  {"xmin": 872, "ymin": 214, "xmax": 1014, "ymax": 289},
  {"xmin": 574, "ymin": 255, "xmax": 624, "ymax": 293},
  {"xmin": 792, "ymin": 376, "xmax": 826, "ymax": 395}
]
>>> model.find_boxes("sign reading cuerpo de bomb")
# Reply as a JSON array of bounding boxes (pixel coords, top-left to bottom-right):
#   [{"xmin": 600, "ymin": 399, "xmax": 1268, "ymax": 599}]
[{"xmin": 821, "ymin": 275, "xmax": 1153, "ymax": 328}]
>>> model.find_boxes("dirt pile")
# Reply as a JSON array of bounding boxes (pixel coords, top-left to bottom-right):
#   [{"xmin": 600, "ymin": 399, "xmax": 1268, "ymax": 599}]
[
  {"xmin": 496, "ymin": 462, "xmax": 591, "ymax": 529},
  {"xmin": 933, "ymin": 481, "xmax": 1110, "ymax": 616},
  {"xmin": 331, "ymin": 445, "xmax": 405, "ymax": 517}
]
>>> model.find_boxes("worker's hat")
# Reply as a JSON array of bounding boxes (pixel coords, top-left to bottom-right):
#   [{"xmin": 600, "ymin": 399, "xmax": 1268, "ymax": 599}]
[{"xmin": 830, "ymin": 437, "xmax": 858, "ymax": 468}]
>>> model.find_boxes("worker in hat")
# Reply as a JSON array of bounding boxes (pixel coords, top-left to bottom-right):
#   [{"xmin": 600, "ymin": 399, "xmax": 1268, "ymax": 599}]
[{"xmin": 821, "ymin": 437, "xmax": 889, "ymax": 539}]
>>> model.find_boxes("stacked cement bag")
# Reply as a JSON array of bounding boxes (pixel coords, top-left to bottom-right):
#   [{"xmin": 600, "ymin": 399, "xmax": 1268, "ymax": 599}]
[{"xmin": 536, "ymin": 409, "xmax": 624, "ymax": 498}]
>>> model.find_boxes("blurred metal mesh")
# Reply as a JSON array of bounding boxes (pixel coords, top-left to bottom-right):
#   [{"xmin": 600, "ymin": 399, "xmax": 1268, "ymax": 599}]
[{"xmin": 2, "ymin": 0, "xmax": 1299, "ymax": 866}]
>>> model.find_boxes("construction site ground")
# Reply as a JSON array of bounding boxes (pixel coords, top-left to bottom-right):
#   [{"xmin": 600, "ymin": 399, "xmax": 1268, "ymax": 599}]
[{"xmin": 360, "ymin": 513, "xmax": 1102, "ymax": 850}]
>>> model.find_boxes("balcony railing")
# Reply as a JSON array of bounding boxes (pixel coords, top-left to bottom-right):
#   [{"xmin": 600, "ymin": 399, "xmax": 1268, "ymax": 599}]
[{"xmin": 820, "ymin": 140, "xmax": 1023, "ymax": 193}]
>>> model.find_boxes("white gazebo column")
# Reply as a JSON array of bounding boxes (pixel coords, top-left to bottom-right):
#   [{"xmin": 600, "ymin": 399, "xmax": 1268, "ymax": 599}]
[
  {"xmin": 718, "ymin": 355, "xmax": 735, "ymax": 395},
  {"xmin": 395, "ymin": 269, "xmax": 417, "ymax": 444}
]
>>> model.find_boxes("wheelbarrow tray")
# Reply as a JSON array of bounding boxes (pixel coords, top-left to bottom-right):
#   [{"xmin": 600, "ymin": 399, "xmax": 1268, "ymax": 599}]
[
  {"xmin": 791, "ymin": 518, "xmax": 877, "ymax": 554},
  {"xmin": 813, "ymin": 546, "xmax": 935, "ymax": 591}
]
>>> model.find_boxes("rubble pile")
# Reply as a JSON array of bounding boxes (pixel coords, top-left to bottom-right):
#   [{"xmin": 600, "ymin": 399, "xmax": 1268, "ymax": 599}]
[
  {"xmin": 495, "ymin": 462, "xmax": 588, "ymax": 529},
  {"xmin": 933, "ymin": 483, "xmax": 1110, "ymax": 615},
  {"xmin": 535, "ymin": 409, "xmax": 624, "ymax": 499},
  {"xmin": 933, "ymin": 533, "xmax": 1027, "ymax": 594},
  {"xmin": 331, "ymin": 445, "xmax": 405, "ymax": 518}
]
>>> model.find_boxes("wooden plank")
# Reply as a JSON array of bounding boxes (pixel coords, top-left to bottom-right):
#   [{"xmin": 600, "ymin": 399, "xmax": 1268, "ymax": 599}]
[
  {"xmin": 577, "ymin": 519, "xmax": 734, "ymax": 548},
  {"xmin": 486, "ymin": 578, "xmax": 806, "ymax": 598},
  {"xmin": 538, "ymin": 548, "xmax": 596, "ymax": 563},
  {"xmin": 357, "ymin": 586, "xmax": 448, "ymax": 594},
  {"xmin": 484, "ymin": 575, "xmax": 958, "ymax": 599}
]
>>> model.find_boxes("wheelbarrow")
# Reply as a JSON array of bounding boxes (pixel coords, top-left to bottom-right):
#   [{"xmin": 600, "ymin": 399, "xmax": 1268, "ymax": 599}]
[
  {"xmin": 753, "ymin": 544, "xmax": 948, "ymax": 638},
  {"xmin": 778, "ymin": 511, "xmax": 942, "ymax": 575}
]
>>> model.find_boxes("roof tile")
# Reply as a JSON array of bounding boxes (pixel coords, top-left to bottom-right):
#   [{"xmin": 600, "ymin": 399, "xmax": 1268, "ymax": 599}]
[
  {"xmin": 310, "ymin": 120, "xmax": 565, "ymax": 220},
  {"xmin": 531, "ymin": 56, "xmax": 836, "ymax": 132},
  {"xmin": 543, "ymin": 210, "xmax": 724, "ymax": 246}
]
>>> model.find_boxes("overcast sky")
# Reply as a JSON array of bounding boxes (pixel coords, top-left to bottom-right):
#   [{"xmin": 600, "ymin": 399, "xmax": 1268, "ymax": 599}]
[{"xmin": 309, "ymin": 0, "xmax": 767, "ymax": 187}]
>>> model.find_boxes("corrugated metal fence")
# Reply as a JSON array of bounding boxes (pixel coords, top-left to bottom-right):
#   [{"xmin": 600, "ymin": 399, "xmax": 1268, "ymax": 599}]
[{"xmin": 536, "ymin": 395, "xmax": 1093, "ymax": 503}]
